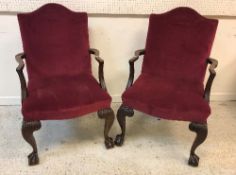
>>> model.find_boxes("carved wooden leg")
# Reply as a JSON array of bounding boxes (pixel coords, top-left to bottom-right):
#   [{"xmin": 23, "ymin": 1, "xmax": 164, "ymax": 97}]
[
  {"xmin": 188, "ymin": 122, "xmax": 208, "ymax": 167},
  {"xmin": 22, "ymin": 120, "xmax": 41, "ymax": 166},
  {"xmin": 114, "ymin": 105, "xmax": 134, "ymax": 146},
  {"xmin": 97, "ymin": 108, "xmax": 115, "ymax": 149}
]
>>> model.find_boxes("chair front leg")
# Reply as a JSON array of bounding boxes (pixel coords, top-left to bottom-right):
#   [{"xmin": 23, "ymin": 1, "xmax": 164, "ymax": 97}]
[
  {"xmin": 114, "ymin": 104, "xmax": 134, "ymax": 146},
  {"xmin": 188, "ymin": 122, "xmax": 208, "ymax": 167},
  {"xmin": 22, "ymin": 120, "xmax": 41, "ymax": 166},
  {"xmin": 97, "ymin": 108, "xmax": 115, "ymax": 149}
]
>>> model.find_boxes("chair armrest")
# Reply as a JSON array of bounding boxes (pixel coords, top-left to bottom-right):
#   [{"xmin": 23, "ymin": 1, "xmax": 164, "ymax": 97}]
[
  {"xmin": 15, "ymin": 52, "xmax": 28, "ymax": 103},
  {"xmin": 126, "ymin": 49, "xmax": 146, "ymax": 88},
  {"xmin": 204, "ymin": 58, "xmax": 218, "ymax": 102},
  {"xmin": 89, "ymin": 48, "xmax": 107, "ymax": 91}
]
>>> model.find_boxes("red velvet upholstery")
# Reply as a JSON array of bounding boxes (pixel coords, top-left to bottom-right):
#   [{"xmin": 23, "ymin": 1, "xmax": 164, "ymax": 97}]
[
  {"xmin": 17, "ymin": 4, "xmax": 111, "ymax": 121},
  {"xmin": 122, "ymin": 7, "xmax": 218, "ymax": 123}
]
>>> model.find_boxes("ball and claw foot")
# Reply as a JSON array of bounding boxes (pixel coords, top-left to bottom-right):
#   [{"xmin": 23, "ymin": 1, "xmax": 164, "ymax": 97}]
[
  {"xmin": 105, "ymin": 137, "xmax": 114, "ymax": 149},
  {"xmin": 28, "ymin": 151, "xmax": 39, "ymax": 166},
  {"xmin": 114, "ymin": 134, "xmax": 124, "ymax": 146},
  {"xmin": 188, "ymin": 153, "xmax": 200, "ymax": 167}
]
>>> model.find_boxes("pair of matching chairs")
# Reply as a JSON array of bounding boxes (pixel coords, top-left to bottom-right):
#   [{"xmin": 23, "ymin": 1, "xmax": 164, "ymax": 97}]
[{"xmin": 16, "ymin": 4, "xmax": 218, "ymax": 167}]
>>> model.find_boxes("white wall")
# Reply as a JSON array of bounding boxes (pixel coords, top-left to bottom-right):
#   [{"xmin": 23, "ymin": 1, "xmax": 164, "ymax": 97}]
[
  {"xmin": 0, "ymin": 15, "xmax": 236, "ymax": 105},
  {"xmin": 1, "ymin": 1, "xmax": 236, "ymax": 16}
]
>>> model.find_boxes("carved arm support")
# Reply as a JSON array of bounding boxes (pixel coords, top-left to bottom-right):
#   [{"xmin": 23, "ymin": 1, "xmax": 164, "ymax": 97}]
[
  {"xmin": 15, "ymin": 52, "xmax": 28, "ymax": 103},
  {"xmin": 89, "ymin": 48, "xmax": 107, "ymax": 91},
  {"xmin": 204, "ymin": 58, "xmax": 218, "ymax": 102},
  {"xmin": 126, "ymin": 49, "xmax": 145, "ymax": 88}
]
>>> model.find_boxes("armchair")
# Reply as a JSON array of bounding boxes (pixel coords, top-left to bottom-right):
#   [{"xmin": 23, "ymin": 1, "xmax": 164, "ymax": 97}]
[
  {"xmin": 16, "ymin": 3, "xmax": 114, "ymax": 166},
  {"xmin": 114, "ymin": 7, "xmax": 218, "ymax": 167}
]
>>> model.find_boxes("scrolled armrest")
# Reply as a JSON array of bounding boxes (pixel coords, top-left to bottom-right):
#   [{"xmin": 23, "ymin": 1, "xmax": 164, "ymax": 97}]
[
  {"xmin": 207, "ymin": 58, "xmax": 218, "ymax": 75},
  {"xmin": 16, "ymin": 53, "xmax": 26, "ymax": 70},
  {"xmin": 15, "ymin": 52, "xmax": 28, "ymax": 103},
  {"xmin": 204, "ymin": 58, "xmax": 218, "ymax": 102},
  {"xmin": 89, "ymin": 48, "xmax": 107, "ymax": 91},
  {"xmin": 126, "ymin": 49, "xmax": 145, "ymax": 88},
  {"xmin": 135, "ymin": 49, "xmax": 146, "ymax": 57}
]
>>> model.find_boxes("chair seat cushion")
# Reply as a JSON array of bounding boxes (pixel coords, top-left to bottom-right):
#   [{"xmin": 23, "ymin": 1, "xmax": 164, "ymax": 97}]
[
  {"xmin": 122, "ymin": 74, "xmax": 210, "ymax": 123},
  {"xmin": 22, "ymin": 74, "xmax": 111, "ymax": 121}
]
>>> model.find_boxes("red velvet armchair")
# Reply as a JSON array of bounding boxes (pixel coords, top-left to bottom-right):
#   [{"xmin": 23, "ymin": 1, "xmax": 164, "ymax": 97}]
[
  {"xmin": 114, "ymin": 7, "xmax": 218, "ymax": 167},
  {"xmin": 16, "ymin": 3, "xmax": 114, "ymax": 166}
]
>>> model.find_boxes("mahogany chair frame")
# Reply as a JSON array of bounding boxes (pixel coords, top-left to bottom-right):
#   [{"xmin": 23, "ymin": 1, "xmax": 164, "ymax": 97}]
[
  {"xmin": 16, "ymin": 48, "xmax": 115, "ymax": 165},
  {"xmin": 114, "ymin": 49, "xmax": 218, "ymax": 167}
]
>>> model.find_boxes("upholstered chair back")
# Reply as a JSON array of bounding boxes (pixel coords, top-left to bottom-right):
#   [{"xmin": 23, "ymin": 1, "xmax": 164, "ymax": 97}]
[
  {"xmin": 142, "ymin": 7, "xmax": 218, "ymax": 90},
  {"xmin": 18, "ymin": 4, "xmax": 90, "ymax": 90}
]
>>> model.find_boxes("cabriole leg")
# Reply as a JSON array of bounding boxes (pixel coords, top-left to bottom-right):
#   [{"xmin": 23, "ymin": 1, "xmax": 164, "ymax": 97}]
[
  {"xmin": 188, "ymin": 122, "xmax": 208, "ymax": 167},
  {"xmin": 22, "ymin": 120, "xmax": 41, "ymax": 166},
  {"xmin": 114, "ymin": 105, "xmax": 134, "ymax": 146},
  {"xmin": 97, "ymin": 108, "xmax": 115, "ymax": 149}
]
